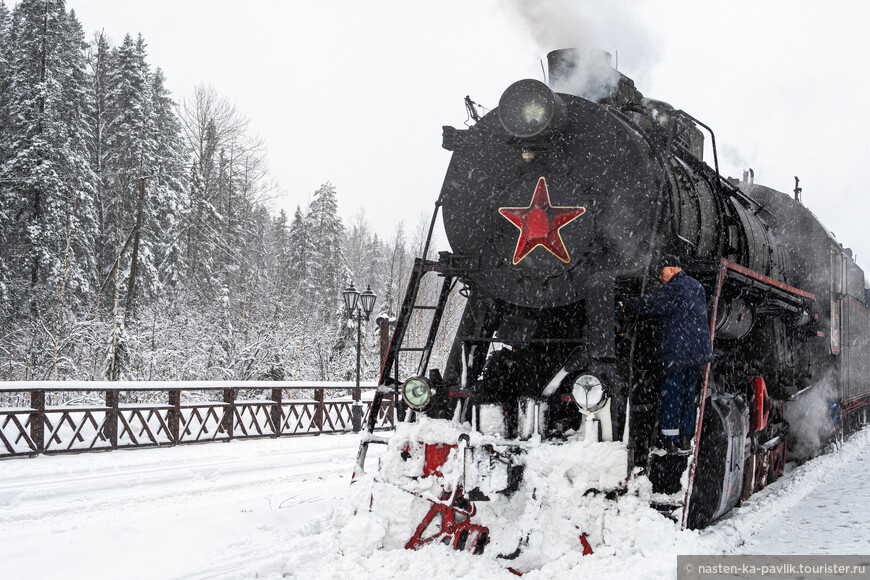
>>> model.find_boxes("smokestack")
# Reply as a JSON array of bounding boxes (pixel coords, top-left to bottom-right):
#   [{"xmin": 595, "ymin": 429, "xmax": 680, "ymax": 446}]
[
  {"xmin": 545, "ymin": 48, "xmax": 640, "ymax": 105},
  {"xmin": 547, "ymin": 48, "xmax": 612, "ymax": 87}
]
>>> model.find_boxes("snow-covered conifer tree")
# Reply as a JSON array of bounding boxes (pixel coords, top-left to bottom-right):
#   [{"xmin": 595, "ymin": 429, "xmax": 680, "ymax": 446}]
[
  {"xmin": 0, "ymin": 0, "xmax": 13, "ymax": 317},
  {"xmin": 148, "ymin": 67, "xmax": 186, "ymax": 296},
  {"xmin": 0, "ymin": 0, "xmax": 97, "ymax": 316},
  {"xmin": 85, "ymin": 31, "xmax": 114, "ymax": 295},
  {"xmin": 305, "ymin": 182, "xmax": 346, "ymax": 307},
  {"xmin": 270, "ymin": 208, "xmax": 292, "ymax": 297},
  {"xmin": 287, "ymin": 204, "xmax": 308, "ymax": 292},
  {"xmin": 103, "ymin": 33, "xmax": 158, "ymax": 316}
]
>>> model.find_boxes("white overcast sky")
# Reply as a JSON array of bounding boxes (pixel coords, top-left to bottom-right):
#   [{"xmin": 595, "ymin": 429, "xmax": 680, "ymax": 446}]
[{"xmin": 58, "ymin": 0, "xmax": 870, "ymax": 266}]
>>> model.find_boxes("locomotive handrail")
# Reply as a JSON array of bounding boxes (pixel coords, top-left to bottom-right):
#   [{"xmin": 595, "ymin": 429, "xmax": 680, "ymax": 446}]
[
  {"xmin": 681, "ymin": 258, "xmax": 728, "ymax": 530},
  {"xmin": 355, "ymin": 194, "xmax": 452, "ymax": 478},
  {"xmin": 667, "ymin": 129, "xmax": 760, "ymax": 213},
  {"xmin": 668, "ymin": 109, "xmax": 769, "ymax": 219},
  {"xmin": 675, "ymin": 110, "xmax": 720, "ymax": 179},
  {"xmin": 719, "ymin": 258, "xmax": 816, "ymax": 302}
]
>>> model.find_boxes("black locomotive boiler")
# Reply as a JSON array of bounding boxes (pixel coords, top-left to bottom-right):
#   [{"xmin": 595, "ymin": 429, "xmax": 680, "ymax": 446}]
[{"xmin": 354, "ymin": 49, "xmax": 870, "ymax": 556}]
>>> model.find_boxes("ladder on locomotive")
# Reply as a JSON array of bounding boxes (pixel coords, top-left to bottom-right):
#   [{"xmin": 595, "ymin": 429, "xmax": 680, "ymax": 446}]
[
  {"xmin": 385, "ymin": 258, "xmax": 454, "ymax": 388},
  {"xmin": 354, "ymin": 256, "xmax": 454, "ymax": 476}
]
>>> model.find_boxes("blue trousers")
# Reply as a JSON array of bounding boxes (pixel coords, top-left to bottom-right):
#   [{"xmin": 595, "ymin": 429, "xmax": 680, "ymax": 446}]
[{"xmin": 660, "ymin": 365, "xmax": 700, "ymax": 443}]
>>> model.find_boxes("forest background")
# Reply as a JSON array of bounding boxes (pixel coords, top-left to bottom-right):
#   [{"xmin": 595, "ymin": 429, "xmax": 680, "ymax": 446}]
[{"xmin": 0, "ymin": 0, "xmax": 459, "ymax": 386}]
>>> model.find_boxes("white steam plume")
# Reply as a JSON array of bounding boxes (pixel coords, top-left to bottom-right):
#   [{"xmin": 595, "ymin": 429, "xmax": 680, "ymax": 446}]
[
  {"xmin": 505, "ymin": 0, "xmax": 606, "ymax": 53},
  {"xmin": 783, "ymin": 373, "xmax": 838, "ymax": 459},
  {"xmin": 503, "ymin": 0, "xmax": 659, "ymax": 96},
  {"xmin": 548, "ymin": 48, "xmax": 621, "ymax": 103}
]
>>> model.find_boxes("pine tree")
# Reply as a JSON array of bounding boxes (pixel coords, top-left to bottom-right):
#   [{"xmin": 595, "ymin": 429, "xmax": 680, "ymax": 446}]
[
  {"xmin": 0, "ymin": 0, "xmax": 13, "ymax": 317},
  {"xmin": 305, "ymin": 182, "xmax": 346, "ymax": 308},
  {"xmin": 0, "ymin": 0, "xmax": 97, "ymax": 316},
  {"xmin": 287, "ymin": 204, "xmax": 308, "ymax": 290},
  {"xmin": 0, "ymin": 1, "xmax": 12, "ymax": 133},
  {"xmin": 303, "ymin": 182, "xmax": 351, "ymax": 380},
  {"xmin": 383, "ymin": 223, "xmax": 409, "ymax": 317},
  {"xmin": 0, "ymin": 1, "xmax": 12, "ymax": 128},
  {"xmin": 270, "ymin": 209, "xmax": 291, "ymax": 295},
  {"xmin": 0, "ymin": 0, "xmax": 9, "ymax": 51},
  {"xmin": 103, "ymin": 33, "xmax": 157, "ymax": 316},
  {"xmin": 363, "ymin": 233, "xmax": 387, "ymax": 311},
  {"xmin": 344, "ymin": 208, "xmax": 368, "ymax": 288},
  {"xmin": 84, "ymin": 30, "xmax": 114, "ymax": 297},
  {"xmin": 149, "ymin": 67, "xmax": 186, "ymax": 295}
]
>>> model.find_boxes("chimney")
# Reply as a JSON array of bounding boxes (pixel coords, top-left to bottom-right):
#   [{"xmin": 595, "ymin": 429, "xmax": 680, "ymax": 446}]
[
  {"xmin": 546, "ymin": 48, "xmax": 612, "ymax": 92},
  {"xmin": 546, "ymin": 48, "xmax": 640, "ymax": 105}
]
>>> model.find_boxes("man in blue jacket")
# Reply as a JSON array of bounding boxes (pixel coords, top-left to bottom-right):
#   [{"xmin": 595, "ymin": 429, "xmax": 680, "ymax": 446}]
[{"xmin": 623, "ymin": 255, "xmax": 713, "ymax": 451}]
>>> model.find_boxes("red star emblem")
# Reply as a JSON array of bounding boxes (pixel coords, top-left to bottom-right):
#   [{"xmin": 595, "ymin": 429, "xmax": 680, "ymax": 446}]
[{"xmin": 498, "ymin": 177, "xmax": 586, "ymax": 264}]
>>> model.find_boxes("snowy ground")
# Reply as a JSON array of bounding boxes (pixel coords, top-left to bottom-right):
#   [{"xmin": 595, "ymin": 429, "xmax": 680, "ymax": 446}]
[{"xmin": 2, "ymin": 427, "xmax": 869, "ymax": 580}]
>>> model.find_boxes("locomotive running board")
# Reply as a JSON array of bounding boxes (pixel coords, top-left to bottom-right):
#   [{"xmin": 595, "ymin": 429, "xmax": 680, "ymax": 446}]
[{"xmin": 680, "ymin": 257, "xmax": 816, "ymax": 529}]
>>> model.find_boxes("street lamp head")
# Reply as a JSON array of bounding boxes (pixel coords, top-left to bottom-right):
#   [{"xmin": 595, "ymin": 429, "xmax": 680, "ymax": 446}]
[
  {"xmin": 360, "ymin": 286, "xmax": 377, "ymax": 319},
  {"xmin": 343, "ymin": 283, "xmax": 360, "ymax": 314}
]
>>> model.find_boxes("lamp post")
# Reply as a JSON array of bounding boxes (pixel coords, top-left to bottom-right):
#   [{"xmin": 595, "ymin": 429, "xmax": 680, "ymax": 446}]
[{"xmin": 343, "ymin": 283, "xmax": 376, "ymax": 432}]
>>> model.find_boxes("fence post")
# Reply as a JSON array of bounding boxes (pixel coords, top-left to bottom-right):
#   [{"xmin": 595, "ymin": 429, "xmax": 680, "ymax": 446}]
[
  {"xmin": 30, "ymin": 390, "xmax": 45, "ymax": 454},
  {"xmin": 380, "ymin": 319, "xmax": 391, "ymax": 369},
  {"xmin": 314, "ymin": 388, "xmax": 324, "ymax": 432},
  {"xmin": 270, "ymin": 388, "xmax": 282, "ymax": 436},
  {"xmin": 222, "ymin": 388, "xmax": 235, "ymax": 439},
  {"xmin": 168, "ymin": 389, "xmax": 180, "ymax": 444},
  {"xmin": 105, "ymin": 390, "xmax": 119, "ymax": 449}
]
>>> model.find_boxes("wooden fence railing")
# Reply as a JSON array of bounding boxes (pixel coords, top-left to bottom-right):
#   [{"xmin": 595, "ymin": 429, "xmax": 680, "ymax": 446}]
[{"xmin": 0, "ymin": 381, "xmax": 394, "ymax": 458}]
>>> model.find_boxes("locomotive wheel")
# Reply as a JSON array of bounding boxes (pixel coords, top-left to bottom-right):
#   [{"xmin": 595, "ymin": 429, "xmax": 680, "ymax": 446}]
[
  {"xmin": 686, "ymin": 401, "xmax": 728, "ymax": 529},
  {"xmin": 768, "ymin": 443, "xmax": 786, "ymax": 483}
]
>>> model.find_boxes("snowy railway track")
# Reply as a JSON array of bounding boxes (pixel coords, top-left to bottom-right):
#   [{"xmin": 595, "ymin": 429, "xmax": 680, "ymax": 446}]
[
  {"xmin": 171, "ymin": 547, "xmax": 293, "ymax": 580},
  {"xmin": 1, "ymin": 443, "xmax": 352, "ymax": 489},
  {"xmin": 0, "ymin": 434, "xmax": 378, "ymax": 580},
  {"xmin": 0, "ymin": 443, "xmax": 353, "ymax": 518}
]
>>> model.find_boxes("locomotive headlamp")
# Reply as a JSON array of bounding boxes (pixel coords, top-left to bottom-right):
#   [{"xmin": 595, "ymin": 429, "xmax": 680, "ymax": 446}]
[
  {"xmin": 498, "ymin": 79, "xmax": 566, "ymax": 138},
  {"xmin": 402, "ymin": 376, "xmax": 434, "ymax": 411},
  {"xmin": 572, "ymin": 374, "xmax": 607, "ymax": 412}
]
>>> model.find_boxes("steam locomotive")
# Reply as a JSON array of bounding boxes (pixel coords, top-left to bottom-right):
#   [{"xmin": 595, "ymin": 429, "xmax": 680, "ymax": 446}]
[{"xmin": 352, "ymin": 49, "xmax": 870, "ymax": 563}]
